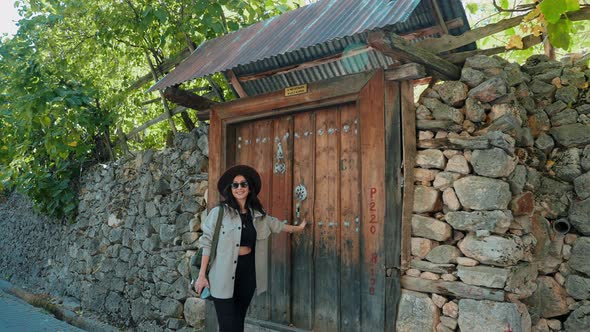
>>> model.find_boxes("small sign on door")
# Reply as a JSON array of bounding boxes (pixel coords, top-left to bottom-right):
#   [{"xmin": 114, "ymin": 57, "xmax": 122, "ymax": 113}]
[{"xmin": 285, "ymin": 84, "xmax": 308, "ymax": 96}]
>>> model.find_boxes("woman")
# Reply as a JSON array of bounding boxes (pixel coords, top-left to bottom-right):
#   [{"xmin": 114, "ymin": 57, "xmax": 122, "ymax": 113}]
[{"xmin": 194, "ymin": 165, "xmax": 306, "ymax": 332}]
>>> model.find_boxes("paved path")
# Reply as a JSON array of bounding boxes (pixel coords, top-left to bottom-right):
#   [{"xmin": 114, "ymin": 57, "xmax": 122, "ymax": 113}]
[{"xmin": 0, "ymin": 289, "xmax": 84, "ymax": 332}]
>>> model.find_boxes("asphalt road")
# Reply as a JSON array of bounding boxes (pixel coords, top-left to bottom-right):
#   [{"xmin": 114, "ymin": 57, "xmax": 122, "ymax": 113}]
[{"xmin": 0, "ymin": 288, "xmax": 84, "ymax": 332}]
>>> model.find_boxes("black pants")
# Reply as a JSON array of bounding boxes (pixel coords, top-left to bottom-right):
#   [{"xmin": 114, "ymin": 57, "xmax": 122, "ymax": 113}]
[{"xmin": 213, "ymin": 251, "xmax": 256, "ymax": 332}]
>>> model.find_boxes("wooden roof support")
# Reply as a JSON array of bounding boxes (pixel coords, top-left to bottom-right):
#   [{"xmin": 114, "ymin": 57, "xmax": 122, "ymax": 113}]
[
  {"xmin": 401, "ymin": 18, "xmax": 463, "ymax": 41},
  {"xmin": 226, "ymin": 70, "xmax": 249, "ymax": 98},
  {"xmin": 385, "ymin": 63, "xmax": 426, "ymax": 81},
  {"xmin": 122, "ymin": 105, "xmax": 211, "ymax": 144},
  {"xmin": 429, "ymin": 0, "xmax": 448, "ymax": 35},
  {"xmin": 400, "ymin": 80, "xmax": 416, "ymax": 272},
  {"xmin": 368, "ymin": 31, "xmax": 461, "ymax": 80},
  {"xmin": 163, "ymin": 86, "xmax": 217, "ymax": 111}
]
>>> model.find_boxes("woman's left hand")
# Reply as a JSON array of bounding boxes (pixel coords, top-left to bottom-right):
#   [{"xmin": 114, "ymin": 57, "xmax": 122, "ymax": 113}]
[
  {"xmin": 284, "ymin": 219, "xmax": 307, "ymax": 233},
  {"xmin": 297, "ymin": 219, "xmax": 307, "ymax": 231}
]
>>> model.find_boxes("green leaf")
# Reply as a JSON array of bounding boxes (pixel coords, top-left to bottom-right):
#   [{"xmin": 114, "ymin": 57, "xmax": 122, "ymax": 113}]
[
  {"xmin": 564, "ymin": 0, "xmax": 580, "ymax": 11},
  {"xmin": 466, "ymin": 3, "xmax": 478, "ymax": 14},
  {"xmin": 227, "ymin": 21, "xmax": 239, "ymax": 31},
  {"xmin": 547, "ymin": 18, "xmax": 573, "ymax": 50},
  {"xmin": 40, "ymin": 115, "xmax": 52, "ymax": 127},
  {"xmin": 499, "ymin": 0, "xmax": 509, "ymax": 9},
  {"xmin": 539, "ymin": 0, "xmax": 567, "ymax": 24},
  {"xmin": 154, "ymin": 8, "xmax": 168, "ymax": 23}
]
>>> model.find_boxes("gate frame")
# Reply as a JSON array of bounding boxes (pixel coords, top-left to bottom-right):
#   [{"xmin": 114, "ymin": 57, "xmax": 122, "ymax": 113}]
[{"xmin": 206, "ymin": 70, "xmax": 416, "ymax": 332}]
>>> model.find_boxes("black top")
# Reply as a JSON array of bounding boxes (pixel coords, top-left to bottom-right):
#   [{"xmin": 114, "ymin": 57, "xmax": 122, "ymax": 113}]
[{"xmin": 239, "ymin": 211, "xmax": 256, "ymax": 249}]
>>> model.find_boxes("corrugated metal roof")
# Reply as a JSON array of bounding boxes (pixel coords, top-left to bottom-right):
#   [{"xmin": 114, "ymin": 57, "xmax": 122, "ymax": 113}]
[
  {"xmin": 226, "ymin": 0, "xmax": 474, "ymax": 96},
  {"xmin": 148, "ymin": 0, "xmax": 423, "ymax": 92},
  {"xmin": 237, "ymin": 36, "xmax": 397, "ymax": 96}
]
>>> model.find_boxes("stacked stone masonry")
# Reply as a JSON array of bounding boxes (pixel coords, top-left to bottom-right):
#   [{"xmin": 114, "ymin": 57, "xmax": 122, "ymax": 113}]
[
  {"xmin": 1, "ymin": 54, "xmax": 590, "ymax": 332},
  {"xmin": 0, "ymin": 126, "xmax": 210, "ymax": 331},
  {"xmin": 399, "ymin": 54, "xmax": 590, "ymax": 332}
]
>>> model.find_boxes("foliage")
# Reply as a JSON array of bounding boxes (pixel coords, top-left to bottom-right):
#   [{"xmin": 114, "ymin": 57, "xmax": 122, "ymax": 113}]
[
  {"xmin": 0, "ymin": 27, "xmax": 110, "ymax": 220},
  {"xmin": 1, "ymin": 0, "xmax": 305, "ymax": 220},
  {"xmin": 462, "ymin": 0, "xmax": 588, "ymax": 62}
]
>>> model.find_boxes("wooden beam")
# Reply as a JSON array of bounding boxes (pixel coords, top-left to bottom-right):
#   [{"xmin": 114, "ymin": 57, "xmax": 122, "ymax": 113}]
[
  {"xmin": 120, "ymin": 105, "xmax": 209, "ymax": 144},
  {"xmin": 401, "ymin": 276, "xmax": 505, "ymax": 302},
  {"xmin": 162, "ymin": 86, "xmax": 217, "ymax": 110},
  {"xmin": 429, "ymin": 0, "xmax": 449, "ymax": 35},
  {"xmin": 126, "ymin": 106, "xmax": 184, "ymax": 140},
  {"xmin": 207, "ymin": 111, "xmax": 222, "ymax": 210},
  {"xmin": 359, "ymin": 69, "xmax": 386, "ymax": 331},
  {"xmin": 442, "ymin": 34, "xmax": 543, "ymax": 64},
  {"xmin": 412, "ymin": 77, "xmax": 433, "ymax": 86},
  {"xmin": 197, "ymin": 109, "xmax": 210, "ymax": 121},
  {"xmin": 214, "ymin": 71, "xmax": 374, "ymax": 121},
  {"xmin": 368, "ymin": 31, "xmax": 461, "ymax": 80},
  {"xmin": 400, "ymin": 81, "xmax": 416, "ymax": 271},
  {"xmin": 385, "ymin": 63, "xmax": 426, "ymax": 81},
  {"xmin": 384, "ymin": 80, "xmax": 402, "ymax": 331},
  {"xmin": 400, "ymin": 18, "xmax": 463, "ymax": 41},
  {"xmin": 141, "ymin": 87, "xmax": 212, "ymax": 105},
  {"xmin": 225, "ymin": 70, "xmax": 249, "ymax": 98},
  {"xmin": 416, "ymin": 6, "xmax": 590, "ymax": 54}
]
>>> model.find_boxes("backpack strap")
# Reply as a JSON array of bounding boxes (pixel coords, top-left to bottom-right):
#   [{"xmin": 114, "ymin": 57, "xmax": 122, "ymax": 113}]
[{"xmin": 206, "ymin": 204, "xmax": 224, "ymax": 276}]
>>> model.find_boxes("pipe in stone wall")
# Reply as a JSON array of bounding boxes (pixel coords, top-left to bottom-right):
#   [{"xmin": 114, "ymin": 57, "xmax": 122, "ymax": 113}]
[{"xmin": 553, "ymin": 218, "xmax": 571, "ymax": 235}]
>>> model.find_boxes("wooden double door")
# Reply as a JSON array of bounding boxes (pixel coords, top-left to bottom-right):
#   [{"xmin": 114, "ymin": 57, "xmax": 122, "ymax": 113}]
[
  {"xmin": 208, "ymin": 71, "xmax": 403, "ymax": 331},
  {"xmin": 232, "ymin": 103, "xmax": 361, "ymax": 331}
]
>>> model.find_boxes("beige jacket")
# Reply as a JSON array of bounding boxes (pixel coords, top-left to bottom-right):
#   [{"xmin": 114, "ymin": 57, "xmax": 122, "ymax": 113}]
[{"xmin": 197, "ymin": 205, "xmax": 285, "ymax": 299}]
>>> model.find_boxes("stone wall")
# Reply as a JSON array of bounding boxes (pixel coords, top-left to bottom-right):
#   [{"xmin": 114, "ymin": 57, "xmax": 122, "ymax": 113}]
[
  {"xmin": 2, "ymin": 55, "xmax": 589, "ymax": 332},
  {"xmin": 397, "ymin": 54, "xmax": 590, "ymax": 332},
  {"xmin": 0, "ymin": 126, "xmax": 210, "ymax": 331}
]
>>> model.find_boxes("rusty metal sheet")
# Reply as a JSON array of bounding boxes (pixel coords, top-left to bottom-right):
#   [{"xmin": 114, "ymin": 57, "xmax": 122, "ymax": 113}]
[{"xmin": 148, "ymin": 0, "xmax": 422, "ymax": 92}]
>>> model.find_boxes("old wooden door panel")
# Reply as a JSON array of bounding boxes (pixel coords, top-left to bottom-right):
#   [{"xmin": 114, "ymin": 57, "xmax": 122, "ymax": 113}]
[
  {"xmin": 235, "ymin": 122, "xmax": 253, "ymax": 166},
  {"xmin": 269, "ymin": 116, "xmax": 293, "ymax": 324},
  {"xmin": 384, "ymin": 81, "xmax": 404, "ymax": 331},
  {"xmin": 359, "ymin": 70, "xmax": 386, "ymax": 330},
  {"xmin": 313, "ymin": 107, "xmax": 341, "ymax": 332},
  {"xmin": 290, "ymin": 112, "xmax": 315, "ymax": 330},
  {"xmin": 246, "ymin": 119, "xmax": 273, "ymax": 320},
  {"xmin": 338, "ymin": 103, "xmax": 362, "ymax": 332}
]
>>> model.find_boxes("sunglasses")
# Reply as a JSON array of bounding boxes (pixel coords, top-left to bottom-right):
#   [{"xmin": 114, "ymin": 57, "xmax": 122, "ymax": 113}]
[{"xmin": 231, "ymin": 181, "xmax": 249, "ymax": 189}]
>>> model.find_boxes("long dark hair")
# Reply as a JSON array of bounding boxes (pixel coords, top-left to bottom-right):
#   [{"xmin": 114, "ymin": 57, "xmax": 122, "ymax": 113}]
[{"xmin": 220, "ymin": 174, "xmax": 266, "ymax": 216}]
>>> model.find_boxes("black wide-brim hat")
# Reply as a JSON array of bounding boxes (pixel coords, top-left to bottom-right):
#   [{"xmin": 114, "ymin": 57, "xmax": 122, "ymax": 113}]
[{"xmin": 217, "ymin": 165, "xmax": 262, "ymax": 198}]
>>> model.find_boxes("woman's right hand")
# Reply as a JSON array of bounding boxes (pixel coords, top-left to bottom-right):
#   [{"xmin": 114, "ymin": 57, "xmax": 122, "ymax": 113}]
[{"xmin": 194, "ymin": 275, "xmax": 210, "ymax": 294}]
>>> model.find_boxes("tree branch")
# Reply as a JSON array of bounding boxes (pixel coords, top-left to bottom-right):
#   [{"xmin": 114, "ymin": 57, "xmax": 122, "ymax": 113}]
[{"xmin": 492, "ymin": 0, "xmax": 535, "ymax": 13}]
